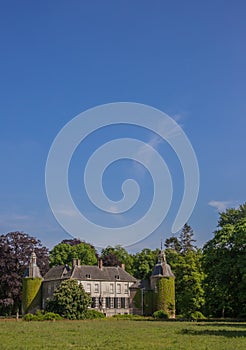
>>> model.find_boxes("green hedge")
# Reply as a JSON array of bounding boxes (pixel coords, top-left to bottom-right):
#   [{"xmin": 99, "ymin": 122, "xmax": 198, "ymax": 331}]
[{"xmin": 23, "ymin": 311, "xmax": 62, "ymax": 321}]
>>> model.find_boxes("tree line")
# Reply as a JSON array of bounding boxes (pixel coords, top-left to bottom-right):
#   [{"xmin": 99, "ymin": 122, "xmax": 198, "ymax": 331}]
[{"xmin": 0, "ymin": 203, "xmax": 246, "ymax": 318}]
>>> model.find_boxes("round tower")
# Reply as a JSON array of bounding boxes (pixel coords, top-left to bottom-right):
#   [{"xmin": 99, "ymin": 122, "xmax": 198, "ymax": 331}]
[
  {"xmin": 22, "ymin": 251, "xmax": 43, "ymax": 315},
  {"xmin": 151, "ymin": 249, "xmax": 175, "ymax": 318}
]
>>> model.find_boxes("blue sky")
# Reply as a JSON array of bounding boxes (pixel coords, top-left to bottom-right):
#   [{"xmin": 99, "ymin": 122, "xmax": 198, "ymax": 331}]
[{"xmin": 0, "ymin": 0, "xmax": 245, "ymax": 251}]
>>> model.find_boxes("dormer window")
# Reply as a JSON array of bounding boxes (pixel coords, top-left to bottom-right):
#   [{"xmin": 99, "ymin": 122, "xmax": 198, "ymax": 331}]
[
  {"xmin": 86, "ymin": 274, "xmax": 91, "ymax": 279},
  {"xmin": 115, "ymin": 275, "xmax": 120, "ymax": 280}
]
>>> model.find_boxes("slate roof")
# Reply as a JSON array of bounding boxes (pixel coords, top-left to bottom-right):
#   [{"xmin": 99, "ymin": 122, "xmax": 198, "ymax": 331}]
[
  {"xmin": 43, "ymin": 265, "xmax": 136, "ymax": 283},
  {"xmin": 71, "ymin": 265, "xmax": 136, "ymax": 282},
  {"xmin": 43, "ymin": 265, "xmax": 72, "ymax": 281},
  {"xmin": 130, "ymin": 279, "xmax": 151, "ymax": 290},
  {"xmin": 152, "ymin": 262, "xmax": 175, "ymax": 278}
]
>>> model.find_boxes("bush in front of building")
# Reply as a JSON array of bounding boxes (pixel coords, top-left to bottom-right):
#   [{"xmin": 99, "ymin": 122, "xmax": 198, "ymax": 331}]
[
  {"xmin": 46, "ymin": 279, "xmax": 92, "ymax": 320},
  {"xmin": 153, "ymin": 310, "xmax": 169, "ymax": 320},
  {"xmin": 23, "ymin": 311, "xmax": 62, "ymax": 321}
]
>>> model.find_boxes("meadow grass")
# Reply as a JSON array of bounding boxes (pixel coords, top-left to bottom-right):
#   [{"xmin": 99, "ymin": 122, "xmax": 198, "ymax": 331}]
[{"xmin": 0, "ymin": 319, "xmax": 245, "ymax": 350}]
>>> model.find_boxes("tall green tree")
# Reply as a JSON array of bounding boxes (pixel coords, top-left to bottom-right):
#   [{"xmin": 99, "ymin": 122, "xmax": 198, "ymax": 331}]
[
  {"xmin": 166, "ymin": 248, "xmax": 205, "ymax": 317},
  {"xmin": 100, "ymin": 245, "xmax": 133, "ymax": 274},
  {"xmin": 203, "ymin": 205, "xmax": 246, "ymax": 317},
  {"xmin": 0, "ymin": 232, "xmax": 49, "ymax": 315},
  {"xmin": 49, "ymin": 239, "xmax": 98, "ymax": 267},
  {"xmin": 165, "ymin": 224, "xmax": 204, "ymax": 317},
  {"xmin": 164, "ymin": 236, "xmax": 181, "ymax": 253},
  {"xmin": 132, "ymin": 248, "xmax": 159, "ymax": 280},
  {"xmin": 179, "ymin": 223, "xmax": 197, "ymax": 253},
  {"xmin": 46, "ymin": 279, "xmax": 91, "ymax": 319}
]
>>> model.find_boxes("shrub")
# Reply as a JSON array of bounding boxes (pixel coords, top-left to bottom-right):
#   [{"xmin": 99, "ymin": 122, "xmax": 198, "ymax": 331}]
[
  {"xmin": 23, "ymin": 313, "xmax": 37, "ymax": 321},
  {"xmin": 23, "ymin": 311, "xmax": 62, "ymax": 321},
  {"xmin": 190, "ymin": 311, "xmax": 206, "ymax": 321},
  {"xmin": 153, "ymin": 310, "xmax": 169, "ymax": 320},
  {"xmin": 42, "ymin": 312, "xmax": 63, "ymax": 321},
  {"xmin": 46, "ymin": 280, "xmax": 91, "ymax": 319}
]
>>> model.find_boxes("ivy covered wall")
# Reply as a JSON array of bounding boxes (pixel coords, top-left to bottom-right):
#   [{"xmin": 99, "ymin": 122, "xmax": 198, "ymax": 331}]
[
  {"xmin": 156, "ymin": 277, "xmax": 175, "ymax": 318},
  {"xmin": 22, "ymin": 277, "xmax": 42, "ymax": 315}
]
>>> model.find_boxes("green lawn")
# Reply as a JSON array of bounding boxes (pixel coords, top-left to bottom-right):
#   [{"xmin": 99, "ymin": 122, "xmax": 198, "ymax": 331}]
[{"xmin": 0, "ymin": 319, "xmax": 245, "ymax": 350}]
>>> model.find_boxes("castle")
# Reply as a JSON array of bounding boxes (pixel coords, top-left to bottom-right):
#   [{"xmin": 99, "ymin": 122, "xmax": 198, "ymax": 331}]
[{"xmin": 22, "ymin": 249, "xmax": 175, "ymax": 317}]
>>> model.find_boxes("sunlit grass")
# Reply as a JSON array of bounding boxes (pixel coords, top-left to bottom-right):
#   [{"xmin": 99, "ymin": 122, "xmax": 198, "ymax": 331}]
[{"xmin": 0, "ymin": 319, "xmax": 245, "ymax": 349}]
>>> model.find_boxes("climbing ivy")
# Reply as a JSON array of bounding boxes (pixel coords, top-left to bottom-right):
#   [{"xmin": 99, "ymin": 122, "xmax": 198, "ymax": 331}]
[
  {"xmin": 22, "ymin": 278, "xmax": 42, "ymax": 314},
  {"xmin": 156, "ymin": 277, "xmax": 175, "ymax": 318}
]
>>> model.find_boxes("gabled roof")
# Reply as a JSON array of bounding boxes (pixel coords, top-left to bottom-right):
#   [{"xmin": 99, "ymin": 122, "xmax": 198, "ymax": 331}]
[
  {"xmin": 43, "ymin": 265, "xmax": 72, "ymax": 281},
  {"xmin": 43, "ymin": 265, "xmax": 136, "ymax": 283},
  {"xmin": 130, "ymin": 279, "xmax": 151, "ymax": 290},
  {"xmin": 71, "ymin": 265, "xmax": 136, "ymax": 282}
]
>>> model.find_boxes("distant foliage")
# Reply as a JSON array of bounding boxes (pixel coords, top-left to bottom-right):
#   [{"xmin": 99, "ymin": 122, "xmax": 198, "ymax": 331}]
[
  {"xmin": 101, "ymin": 245, "xmax": 133, "ymax": 274},
  {"xmin": 165, "ymin": 224, "xmax": 205, "ymax": 317},
  {"xmin": 190, "ymin": 311, "xmax": 206, "ymax": 321},
  {"xmin": 132, "ymin": 248, "xmax": 159, "ymax": 280},
  {"xmin": 153, "ymin": 310, "xmax": 169, "ymax": 320},
  {"xmin": 49, "ymin": 239, "xmax": 98, "ymax": 267},
  {"xmin": 0, "ymin": 231, "xmax": 49, "ymax": 315},
  {"xmin": 203, "ymin": 203, "xmax": 246, "ymax": 318}
]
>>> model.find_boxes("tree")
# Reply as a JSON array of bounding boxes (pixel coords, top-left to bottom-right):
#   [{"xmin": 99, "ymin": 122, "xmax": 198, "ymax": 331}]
[
  {"xmin": 132, "ymin": 248, "xmax": 159, "ymax": 280},
  {"xmin": 179, "ymin": 223, "xmax": 197, "ymax": 253},
  {"xmin": 218, "ymin": 203, "xmax": 246, "ymax": 227},
  {"xmin": 164, "ymin": 225, "xmax": 204, "ymax": 317},
  {"xmin": 49, "ymin": 239, "xmax": 98, "ymax": 267},
  {"xmin": 166, "ymin": 248, "xmax": 205, "ymax": 317},
  {"xmin": 101, "ymin": 252, "xmax": 121, "ymax": 267},
  {"xmin": 203, "ymin": 205, "xmax": 246, "ymax": 318},
  {"xmin": 46, "ymin": 279, "xmax": 91, "ymax": 319},
  {"xmin": 0, "ymin": 231, "xmax": 49, "ymax": 315},
  {"xmin": 164, "ymin": 236, "xmax": 181, "ymax": 253},
  {"xmin": 164, "ymin": 224, "xmax": 197, "ymax": 254},
  {"xmin": 100, "ymin": 245, "xmax": 133, "ymax": 274}
]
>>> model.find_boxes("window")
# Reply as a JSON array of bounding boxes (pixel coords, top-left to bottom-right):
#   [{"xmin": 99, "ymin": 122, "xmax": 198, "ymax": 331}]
[
  {"xmin": 114, "ymin": 297, "xmax": 120, "ymax": 309},
  {"xmin": 91, "ymin": 297, "xmax": 99, "ymax": 308},
  {"xmin": 86, "ymin": 274, "xmax": 91, "ymax": 279},
  {"xmin": 105, "ymin": 297, "xmax": 110, "ymax": 308},
  {"xmin": 86, "ymin": 283, "xmax": 91, "ymax": 293},
  {"xmin": 110, "ymin": 283, "xmax": 114, "ymax": 293},
  {"xmin": 95, "ymin": 283, "xmax": 99, "ymax": 293},
  {"xmin": 125, "ymin": 298, "xmax": 129, "ymax": 308},
  {"xmin": 115, "ymin": 275, "xmax": 120, "ymax": 280},
  {"xmin": 116, "ymin": 284, "xmax": 121, "ymax": 294},
  {"xmin": 121, "ymin": 298, "xmax": 125, "ymax": 308},
  {"xmin": 110, "ymin": 297, "xmax": 114, "ymax": 308},
  {"xmin": 124, "ymin": 283, "xmax": 128, "ymax": 294}
]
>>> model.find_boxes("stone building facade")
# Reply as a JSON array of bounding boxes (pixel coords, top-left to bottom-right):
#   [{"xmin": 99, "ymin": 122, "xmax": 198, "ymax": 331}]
[
  {"xmin": 22, "ymin": 249, "xmax": 175, "ymax": 317},
  {"xmin": 42, "ymin": 258, "xmax": 137, "ymax": 316}
]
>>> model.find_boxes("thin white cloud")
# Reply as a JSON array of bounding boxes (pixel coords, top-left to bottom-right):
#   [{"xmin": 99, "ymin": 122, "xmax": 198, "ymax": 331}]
[{"xmin": 208, "ymin": 200, "xmax": 237, "ymax": 212}]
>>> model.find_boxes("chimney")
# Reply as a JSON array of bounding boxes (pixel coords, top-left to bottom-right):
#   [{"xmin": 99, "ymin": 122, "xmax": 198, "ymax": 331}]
[
  {"xmin": 77, "ymin": 259, "xmax": 81, "ymax": 267},
  {"xmin": 121, "ymin": 263, "xmax": 125, "ymax": 270},
  {"xmin": 72, "ymin": 258, "xmax": 77, "ymax": 268},
  {"xmin": 98, "ymin": 259, "xmax": 103, "ymax": 270}
]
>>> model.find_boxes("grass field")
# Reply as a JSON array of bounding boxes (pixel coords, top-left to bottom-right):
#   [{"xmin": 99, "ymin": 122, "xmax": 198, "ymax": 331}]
[{"xmin": 0, "ymin": 319, "xmax": 245, "ymax": 350}]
